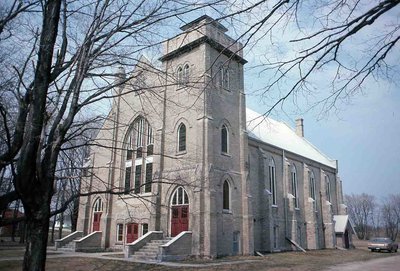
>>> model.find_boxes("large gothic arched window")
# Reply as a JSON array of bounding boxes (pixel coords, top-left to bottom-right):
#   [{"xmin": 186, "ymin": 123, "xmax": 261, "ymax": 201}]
[{"xmin": 124, "ymin": 117, "xmax": 154, "ymax": 194}]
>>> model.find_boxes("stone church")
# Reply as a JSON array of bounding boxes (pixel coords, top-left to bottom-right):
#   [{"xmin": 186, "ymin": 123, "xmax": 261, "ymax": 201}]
[{"xmin": 72, "ymin": 15, "xmax": 351, "ymax": 260}]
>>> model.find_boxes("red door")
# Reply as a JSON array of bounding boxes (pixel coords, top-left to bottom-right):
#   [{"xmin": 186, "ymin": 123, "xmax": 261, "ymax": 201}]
[
  {"xmin": 171, "ymin": 205, "xmax": 189, "ymax": 237},
  {"xmin": 92, "ymin": 212, "xmax": 102, "ymax": 231},
  {"xmin": 126, "ymin": 223, "xmax": 139, "ymax": 243}
]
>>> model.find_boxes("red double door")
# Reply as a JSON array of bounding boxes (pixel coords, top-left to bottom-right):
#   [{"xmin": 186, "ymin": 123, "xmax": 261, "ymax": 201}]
[
  {"xmin": 92, "ymin": 212, "xmax": 102, "ymax": 231},
  {"xmin": 171, "ymin": 205, "xmax": 189, "ymax": 237},
  {"xmin": 126, "ymin": 223, "xmax": 139, "ymax": 243}
]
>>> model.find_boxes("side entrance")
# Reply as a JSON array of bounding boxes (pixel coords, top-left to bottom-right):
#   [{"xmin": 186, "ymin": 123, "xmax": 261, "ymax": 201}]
[{"xmin": 170, "ymin": 186, "xmax": 189, "ymax": 237}]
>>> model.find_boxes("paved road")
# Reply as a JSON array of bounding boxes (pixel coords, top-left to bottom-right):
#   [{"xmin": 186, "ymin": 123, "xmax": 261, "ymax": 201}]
[{"xmin": 324, "ymin": 254, "xmax": 400, "ymax": 271}]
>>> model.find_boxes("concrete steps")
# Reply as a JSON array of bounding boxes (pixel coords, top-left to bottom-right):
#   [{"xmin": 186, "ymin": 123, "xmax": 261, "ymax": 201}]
[{"xmin": 131, "ymin": 237, "xmax": 173, "ymax": 261}]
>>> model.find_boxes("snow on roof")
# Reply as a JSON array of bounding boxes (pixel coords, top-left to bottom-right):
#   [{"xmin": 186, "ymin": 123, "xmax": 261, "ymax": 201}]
[
  {"xmin": 333, "ymin": 215, "xmax": 355, "ymax": 234},
  {"xmin": 246, "ymin": 108, "xmax": 337, "ymax": 169}
]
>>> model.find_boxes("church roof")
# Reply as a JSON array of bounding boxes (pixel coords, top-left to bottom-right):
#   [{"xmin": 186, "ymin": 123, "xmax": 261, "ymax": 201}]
[{"xmin": 246, "ymin": 108, "xmax": 337, "ymax": 169}]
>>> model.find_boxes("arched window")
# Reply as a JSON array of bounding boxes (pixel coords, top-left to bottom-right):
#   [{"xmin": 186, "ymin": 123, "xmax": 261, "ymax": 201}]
[
  {"xmin": 326, "ymin": 176, "xmax": 331, "ymax": 202},
  {"xmin": 291, "ymin": 165, "xmax": 299, "ymax": 208},
  {"xmin": 221, "ymin": 124, "xmax": 228, "ymax": 154},
  {"xmin": 309, "ymin": 171, "xmax": 316, "ymax": 200},
  {"xmin": 269, "ymin": 158, "xmax": 277, "ymax": 205},
  {"xmin": 217, "ymin": 64, "xmax": 230, "ymax": 90},
  {"xmin": 183, "ymin": 64, "xmax": 190, "ymax": 84},
  {"xmin": 178, "ymin": 123, "xmax": 186, "ymax": 152},
  {"xmin": 171, "ymin": 186, "xmax": 189, "ymax": 206},
  {"xmin": 177, "ymin": 66, "xmax": 183, "ymax": 86},
  {"xmin": 124, "ymin": 117, "xmax": 154, "ymax": 194},
  {"xmin": 223, "ymin": 180, "xmax": 230, "ymax": 210},
  {"xmin": 223, "ymin": 66, "xmax": 229, "ymax": 90},
  {"xmin": 93, "ymin": 198, "xmax": 103, "ymax": 212}
]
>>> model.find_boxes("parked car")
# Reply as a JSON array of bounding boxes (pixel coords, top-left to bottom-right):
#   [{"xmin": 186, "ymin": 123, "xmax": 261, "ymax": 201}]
[{"xmin": 368, "ymin": 237, "xmax": 398, "ymax": 252}]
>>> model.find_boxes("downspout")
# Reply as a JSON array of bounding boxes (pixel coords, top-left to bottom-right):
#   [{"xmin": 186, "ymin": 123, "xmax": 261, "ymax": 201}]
[
  {"xmin": 282, "ymin": 150, "xmax": 288, "ymax": 240},
  {"xmin": 319, "ymin": 190, "xmax": 326, "ymax": 248},
  {"xmin": 156, "ymin": 60, "xmax": 169, "ymax": 232}
]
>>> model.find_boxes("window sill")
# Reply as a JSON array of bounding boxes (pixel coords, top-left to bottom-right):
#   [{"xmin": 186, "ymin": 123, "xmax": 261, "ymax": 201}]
[
  {"xmin": 222, "ymin": 209, "xmax": 232, "ymax": 214},
  {"xmin": 221, "ymin": 152, "xmax": 231, "ymax": 157},
  {"xmin": 295, "ymin": 207, "xmax": 300, "ymax": 211},
  {"xmin": 176, "ymin": 150, "xmax": 187, "ymax": 156},
  {"xmin": 120, "ymin": 192, "xmax": 153, "ymax": 198},
  {"xmin": 271, "ymin": 205, "xmax": 278, "ymax": 208}
]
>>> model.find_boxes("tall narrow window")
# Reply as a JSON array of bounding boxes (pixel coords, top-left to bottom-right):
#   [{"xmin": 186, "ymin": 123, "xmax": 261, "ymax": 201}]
[
  {"xmin": 269, "ymin": 158, "xmax": 277, "ymax": 205},
  {"xmin": 134, "ymin": 165, "xmax": 142, "ymax": 194},
  {"xmin": 124, "ymin": 166, "xmax": 131, "ymax": 194},
  {"xmin": 223, "ymin": 67, "xmax": 229, "ymax": 90},
  {"xmin": 178, "ymin": 123, "xmax": 186, "ymax": 152},
  {"xmin": 217, "ymin": 64, "xmax": 230, "ymax": 90},
  {"xmin": 309, "ymin": 171, "xmax": 316, "ymax": 200},
  {"xmin": 291, "ymin": 165, "xmax": 299, "ymax": 208},
  {"xmin": 326, "ymin": 176, "xmax": 331, "ymax": 202},
  {"xmin": 142, "ymin": 223, "xmax": 148, "ymax": 235},
  {"xmin": 177, "ymin": 66, "xmax": 183, "ymax": 86},
  {"xmin": 183, "ymin": 64, "xmax": 190, "ymax": 84},
  {"xmin": 145, "ymin": 163, "xmax": 152, "ymax": 193},
  {"xmin": 221, "ymin": 124, "xmax": 228, "ymax": 154},
  {"xmin": 217, "ymin": 63, "xmax": 223, "ymax": 88},
  {"xmin": 117, "ymin": 223, "xmax": 123, "ymax": 242},
  {"xmin": 223, "ymin": 180, "xmax": 230, "ymax": 210},
  {"xmin": 147, "ymin": 124, "xmax": 154, "ymax": 156}
]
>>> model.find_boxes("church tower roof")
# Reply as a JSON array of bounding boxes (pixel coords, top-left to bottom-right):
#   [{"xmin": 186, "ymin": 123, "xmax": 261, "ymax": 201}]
[
  {"xmin": 159, "ymin": 15, "xmax": 246, "ymax": 64},
  {"xmin": 180, "ymin": 15, "xmax": 228, "ymax": 32}
]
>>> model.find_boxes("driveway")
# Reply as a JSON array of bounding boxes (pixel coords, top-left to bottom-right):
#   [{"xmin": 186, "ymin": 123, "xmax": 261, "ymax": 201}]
[{"xmin": 324, "ymin": 254, "xmax": 400, "ymax": 271}]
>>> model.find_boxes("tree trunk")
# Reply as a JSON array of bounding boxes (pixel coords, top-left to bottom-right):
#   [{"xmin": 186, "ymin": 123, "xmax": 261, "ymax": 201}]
[
  {"xmin": 50, "ymin": 216, "xmax": 56, "ymax": 243},
  {"xmin": 23, "ymin": 212, "xmax": 50, "ymax": 271},
  {"xmin": 58, "ymin": 212, "xmax": 64, "ymax": 240}
]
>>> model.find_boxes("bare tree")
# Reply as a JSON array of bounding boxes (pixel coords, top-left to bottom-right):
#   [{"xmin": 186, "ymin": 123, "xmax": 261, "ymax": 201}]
[
  {"xmin": 0, "ymin": 1, "xmax": 220, "ymax": 270},
  {"xmin": 345, "ymin": 193, "xmax": 376, "ymax": 239},
  {"xmin": 381, "ymin": 194, "xmax": 400, "ymax": 240}
]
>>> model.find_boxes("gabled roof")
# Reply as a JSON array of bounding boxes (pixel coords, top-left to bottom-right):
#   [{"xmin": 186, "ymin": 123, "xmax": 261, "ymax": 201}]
[
  {"xmin": 246, "ymin": 108, "xmax": 337, "ymax": 169},
  {"xmin": 333, "ymin": 215, "xmax": 356, "ymax": 234}
]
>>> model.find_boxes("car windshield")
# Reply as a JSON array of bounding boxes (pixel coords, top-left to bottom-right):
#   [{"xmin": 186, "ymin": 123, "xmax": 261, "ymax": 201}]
[{"xmin": 372, "ymin": 238, "xmax": 390, "ymax": 243}]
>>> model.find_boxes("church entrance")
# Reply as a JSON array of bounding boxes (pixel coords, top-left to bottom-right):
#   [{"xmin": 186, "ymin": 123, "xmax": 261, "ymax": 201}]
[
  {"xmin": 126, "ymin": 223, "xmax": 139, "ymax": 243},
  {"xmin": 170, "ymin": 186, "xmax": 189, "ymax": 237},
  {"xmin": 92, "ymin": 197, "xmax": 103, "ymax": 232},
  {"xmin": 92, "ymin": 212, "xmax": 102, "ymax": 231}
]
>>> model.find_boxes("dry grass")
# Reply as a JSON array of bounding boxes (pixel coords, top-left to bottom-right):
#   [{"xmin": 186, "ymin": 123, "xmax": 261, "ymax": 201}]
[{"xmin": 0, "ymin": 240, "xmax": 397, "ymax": 271}]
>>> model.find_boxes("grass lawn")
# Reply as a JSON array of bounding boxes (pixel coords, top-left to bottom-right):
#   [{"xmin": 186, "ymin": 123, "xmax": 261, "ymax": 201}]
[{"xmin": 0, "ymin": 240, "xmax": 397, "ymax": 271}]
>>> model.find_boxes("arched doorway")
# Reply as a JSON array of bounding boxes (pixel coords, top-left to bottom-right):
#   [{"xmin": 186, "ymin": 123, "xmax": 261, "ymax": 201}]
[
  {"xmin": 92, "ymin": 197, "xmax": 103, "ymax": 232},
  {"xmin": 170, "ymin": 186, "xmax": 189, "ymax": 237}
]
